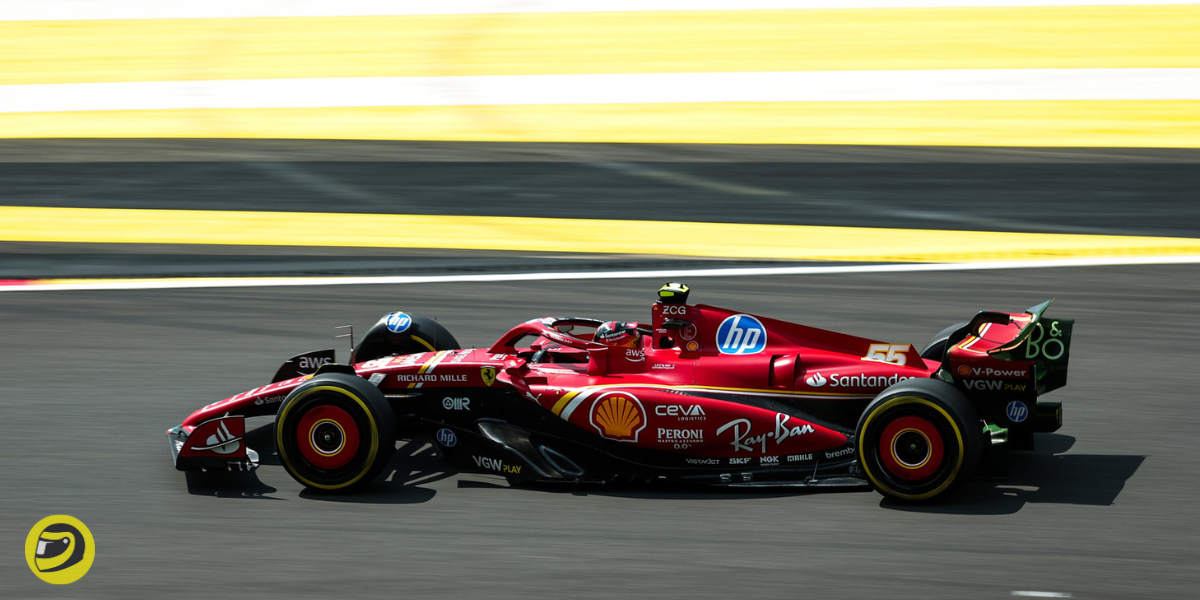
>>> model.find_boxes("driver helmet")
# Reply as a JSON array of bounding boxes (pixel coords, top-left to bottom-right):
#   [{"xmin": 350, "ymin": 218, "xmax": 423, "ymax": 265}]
[{"xmin": 594, "ymin": 321, "xmax": 640, "ymax": 349}]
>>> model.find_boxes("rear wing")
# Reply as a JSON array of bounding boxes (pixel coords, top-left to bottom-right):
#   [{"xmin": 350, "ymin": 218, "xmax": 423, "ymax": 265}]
[{"xmin": 982, "ymin": 300, "xmax": 1075, "ymax": 394}]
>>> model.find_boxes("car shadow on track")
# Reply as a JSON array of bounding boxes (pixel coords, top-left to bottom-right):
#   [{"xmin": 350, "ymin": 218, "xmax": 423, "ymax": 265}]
[
  {"xmin": 882, "ymin": 433, "xmax": 1146, "ymax": 515},
  {"xmin": 185, "ymin": 470, "xmax": 283, "ymax": 499},
  {"xmin": 459, "ymin": 478, "xmax": 866, "ymax": 502},
  {"xmin": 184, "ymin": 423, "xmax": 283, "ymax": 499},
  {"xmin": 298, "ymin": 435, "xmax": 454, "ymax": 505},
  {"xmin": 184, "ymin": 425, "xmax": 450, "ymax": 504}
]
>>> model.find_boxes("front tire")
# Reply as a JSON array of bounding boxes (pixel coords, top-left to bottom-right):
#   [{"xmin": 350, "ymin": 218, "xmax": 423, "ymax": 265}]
[
  {"xmin": 275, "ymin": 373, "xmax": 396, "ymax": 492},
  {"xmin": 856, "ymin": 379, "xmax": 981, "ymax": 503}
]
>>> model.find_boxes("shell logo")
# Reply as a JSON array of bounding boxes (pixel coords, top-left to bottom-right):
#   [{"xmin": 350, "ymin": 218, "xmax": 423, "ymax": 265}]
[
  {"xmin": 956, "ymin": 364, "xmax": 972, "ymax": 376},
  {"xmin": 590, "ymin": 392, "xmax": 647, "ymax": 442}
]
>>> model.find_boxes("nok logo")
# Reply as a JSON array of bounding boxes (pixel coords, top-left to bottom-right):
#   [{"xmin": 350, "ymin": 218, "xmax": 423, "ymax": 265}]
[{"xmin": 26, "ymin": 515, "xmax": 95, "ymax": 585}]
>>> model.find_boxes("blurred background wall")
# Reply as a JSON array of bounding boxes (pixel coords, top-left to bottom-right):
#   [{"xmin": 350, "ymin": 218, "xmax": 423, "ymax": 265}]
[{"xmin": 2, "ymin": 0, "xmax": 1197, "ymax": 147}]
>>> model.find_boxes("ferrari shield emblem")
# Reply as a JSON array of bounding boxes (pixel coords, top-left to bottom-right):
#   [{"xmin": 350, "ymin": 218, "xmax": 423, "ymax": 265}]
[{"xmin": 480, "ymin": 366, "xmax": 497, "ymax": 387}]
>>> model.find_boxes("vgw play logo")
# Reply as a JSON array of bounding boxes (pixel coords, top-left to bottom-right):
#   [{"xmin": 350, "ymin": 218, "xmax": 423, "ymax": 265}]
[{"xmin": 25, "ymin": 515, "xmax": 95, "ymax": 584}]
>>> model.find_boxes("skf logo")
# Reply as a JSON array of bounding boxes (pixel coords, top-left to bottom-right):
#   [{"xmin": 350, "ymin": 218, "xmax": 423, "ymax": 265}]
[
  {"xmin": 480, "ymin": 366, "xmax": 497, "ymax": 387},
  {"xmin": 590, "ymin": 392, "xmax": 647, "ymax": 442},
  {"xmin": 26, "ymin": 516, "xmax": 95, "ymax": 585}
]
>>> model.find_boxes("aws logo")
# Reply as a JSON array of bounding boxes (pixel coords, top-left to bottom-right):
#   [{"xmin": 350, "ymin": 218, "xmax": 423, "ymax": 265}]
[{"xmin": 25, "ymin": 515, "xmax": 95, "ymax": 585}]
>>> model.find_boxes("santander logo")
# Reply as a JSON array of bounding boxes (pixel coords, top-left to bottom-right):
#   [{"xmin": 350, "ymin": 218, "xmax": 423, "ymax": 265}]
[{"xmin": 805, "ymin": 373, "xmax": 828, "ymax": 387}]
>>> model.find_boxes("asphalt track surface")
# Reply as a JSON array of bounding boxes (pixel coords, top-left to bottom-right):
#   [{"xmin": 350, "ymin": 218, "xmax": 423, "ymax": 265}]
[
  {"xmin": 2, "ymin": 141, "xmax": 1199, "ymax": 598},
  {"xmin": 2, "ymin": 141, "xmax": 1200, "ymax": 279}
]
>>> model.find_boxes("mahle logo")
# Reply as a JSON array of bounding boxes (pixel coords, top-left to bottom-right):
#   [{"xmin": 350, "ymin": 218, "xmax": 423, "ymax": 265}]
[{"xmin": 26, "ymin": 515, "xmax": 95, "ymax": 585}]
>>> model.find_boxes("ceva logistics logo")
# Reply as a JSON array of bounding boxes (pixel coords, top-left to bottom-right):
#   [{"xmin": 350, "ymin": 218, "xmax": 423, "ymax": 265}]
[{"xmin": 26, "ymin": 515, "xmax": 95, "ymax": 584}]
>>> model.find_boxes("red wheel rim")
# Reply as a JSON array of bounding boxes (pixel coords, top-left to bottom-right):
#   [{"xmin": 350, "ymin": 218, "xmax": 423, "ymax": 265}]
[
  {"xmin": 878, "ymin": 416, "xmax": 944, "ymax": 481},
  {"xmin": 297, "ymin": 405, "xmax": 360, "ymax": 469}
]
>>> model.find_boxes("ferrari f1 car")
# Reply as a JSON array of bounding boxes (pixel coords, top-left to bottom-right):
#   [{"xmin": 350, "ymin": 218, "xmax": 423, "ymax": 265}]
[{"xmin": 168, "ymin": 283, "xmax": 1073, "ymax": 502}]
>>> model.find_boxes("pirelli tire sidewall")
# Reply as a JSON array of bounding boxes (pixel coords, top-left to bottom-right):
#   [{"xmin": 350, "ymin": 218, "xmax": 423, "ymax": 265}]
[
  {"xmin": 275, "ymin": 373, "xmax": 396, "ymax": 492},
  {"xmin": 856, "ymin": 378, "xmax": 982, "ymax": 503}
]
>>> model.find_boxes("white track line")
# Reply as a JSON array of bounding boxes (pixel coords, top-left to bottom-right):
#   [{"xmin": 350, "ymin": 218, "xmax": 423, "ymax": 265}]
[
  {"xmin": 3, "ymin": 70, "xmax": 1198, "ymax": 114},
  {"xmin": 4, "ymin": 255, "xmax": 1199, "ymax": 293},
  {"xmin": 2, "ymin": 1, "xmax": 1194, "ymax": 21}
]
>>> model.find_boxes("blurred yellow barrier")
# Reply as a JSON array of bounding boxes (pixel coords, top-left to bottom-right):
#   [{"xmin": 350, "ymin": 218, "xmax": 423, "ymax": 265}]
[
  {"xmin": 2, "ymin": 101, "xmax": 1197, "ymax": 147},
  {"xmin": 3, "ymin": 206, "xmax": 1199, "ymax": 263},
  {"xmin": 2, "ymin": 6, "xmax": 1198, "ymax": 85}
]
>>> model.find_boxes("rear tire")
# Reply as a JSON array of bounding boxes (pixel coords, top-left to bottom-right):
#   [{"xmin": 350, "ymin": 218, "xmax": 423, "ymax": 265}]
[
  {"xmin": 275, "ymin": 373, "xmax": 396, "ymax": 492},
  {"xmin": 856, "ymin": 379, "xmax": 981, "ymax": 503}
]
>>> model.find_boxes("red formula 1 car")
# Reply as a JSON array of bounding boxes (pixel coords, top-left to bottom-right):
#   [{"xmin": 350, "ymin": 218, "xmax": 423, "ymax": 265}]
[{"xmin": 168, "ymin": 283, "xmax": 1073, "ymax": 502}]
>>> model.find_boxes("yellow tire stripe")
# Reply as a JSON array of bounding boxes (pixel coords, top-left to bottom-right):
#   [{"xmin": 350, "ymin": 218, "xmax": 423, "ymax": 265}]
[
  {"xmin": 1, "ymin": 100, "xmax": 1196, "ymax": 147},
  {"xmin": 3, "ymin": 7, "xmax": 1198, "ymax": 86},
  {"xmin": 276, "ymin": 384, "xmax": 380, "ymax": 490},
  {"xmin": 3, "ymin": 206, "xmax": 1200, "ymax": 263},
  {"xmin": 858, "ymin": 395, "xmax": 965, "ymax": 501},
  {"xmin": 412, "ymin": 336, "xmax": 437, "ymax": 353}
]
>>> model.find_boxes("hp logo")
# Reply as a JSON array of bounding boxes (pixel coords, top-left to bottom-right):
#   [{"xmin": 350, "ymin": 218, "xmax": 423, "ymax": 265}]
[
  {"xmin": 435, "ymin": 428, "xmax": 457, "ymax": 447},
  {"xmin": 716, "ymin": 315, "xmax": 768, "ymax": 355},
  {"xmin": 385, "ymin": 312, "xmax": 412, "ymax": 333},
  {"xmin": 1005, "ymin": 401, "xmax": 1029, "ymax": 423}
]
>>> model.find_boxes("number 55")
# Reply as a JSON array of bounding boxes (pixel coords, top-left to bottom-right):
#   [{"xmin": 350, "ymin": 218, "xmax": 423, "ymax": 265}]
[{"xmin": 864, "ymin": 343, "xmax": 911, "ymax": 365}]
